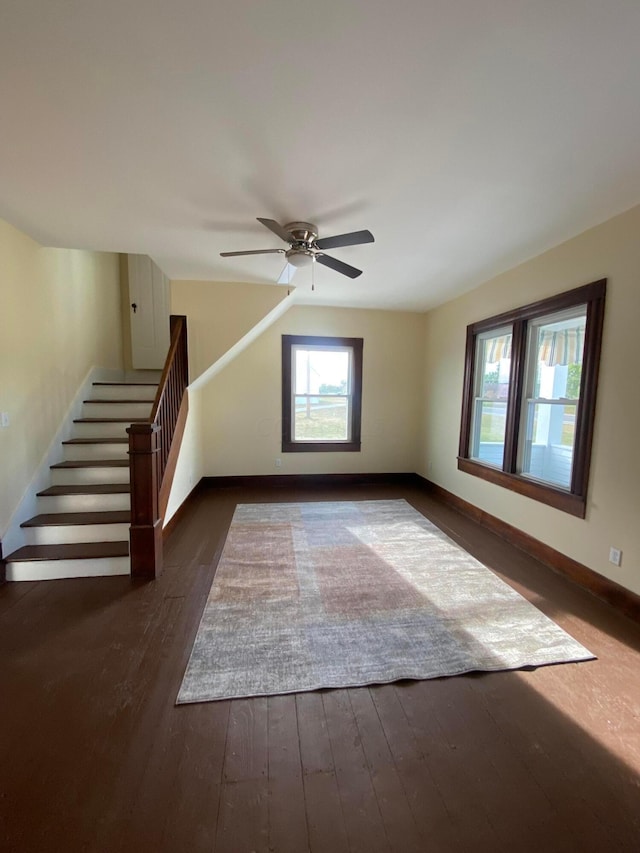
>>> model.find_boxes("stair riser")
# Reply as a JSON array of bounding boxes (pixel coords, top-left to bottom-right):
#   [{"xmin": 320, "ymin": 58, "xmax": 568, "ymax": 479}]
[
  {"xmin": 73, "ymin": 422, "xmax": 132, "ymax": 439},
  {"xmin": 6, "ymin": 556, "xmax": 130, "ymax": 582},
  {"xmin": 37, "ymin": 493, "xmax": 130, "ymax": 513},
  {"xmin": 82, "ymin": 402, "xmax": 152, "ymax": 419},
  {"xmin": 91, "ymin": 385, "xmax": 157, "ymax": 401},
  {"xmin": 50, "ymin": 467, "xmax": 130, "ymax": 487},
  {"xmin": 23, "ymin": 523, "xmax": 130, "ymax": 546},
  {"xmin": 63, "ymin": 443, "xmax": 129, "ymax": 462}
]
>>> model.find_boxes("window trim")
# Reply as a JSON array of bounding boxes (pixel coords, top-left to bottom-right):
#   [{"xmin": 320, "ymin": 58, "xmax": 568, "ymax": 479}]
[
  {"xmin": 458, "ymin": 279, "xmax": 606, "ymax": 518},
  {"xmin": 282, "ymin": 334, "xmax": 363, "ymax": 453}
]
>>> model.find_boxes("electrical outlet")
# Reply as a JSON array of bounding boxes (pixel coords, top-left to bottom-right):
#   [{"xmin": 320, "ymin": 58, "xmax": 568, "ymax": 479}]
[
  {"xmin": 275, "ymin": 458, "xmax": 282, "ymax": 468},
  {"xmin": 609, "ymin": 546, "xmax": 622, "ymax": 567},
  {"xmin": 0, "ymin": 412, "xmax": 9, "ymax": 428}
]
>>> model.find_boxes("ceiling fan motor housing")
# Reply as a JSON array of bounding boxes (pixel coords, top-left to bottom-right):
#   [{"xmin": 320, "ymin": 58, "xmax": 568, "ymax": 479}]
[
  {"xmin": 283, "ymin": 221, "xmax": 320, "ymax": 267},
  {"xmin": 283, "ymin": 222, "xmax": 319, "ymax": 246}
]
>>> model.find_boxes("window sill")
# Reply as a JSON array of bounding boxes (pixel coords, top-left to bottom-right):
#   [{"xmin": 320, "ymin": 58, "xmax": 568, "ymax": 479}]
[
  {"xmin": 283, "ymin": 440, "xmax": 361, "ymax": 453},
  {"xmin": 457, "ymin": 457, "xmax": 586, "ymax": 518}
]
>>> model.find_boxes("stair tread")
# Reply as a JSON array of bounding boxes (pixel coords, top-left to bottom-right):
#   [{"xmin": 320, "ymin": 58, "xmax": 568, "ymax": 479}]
[
  {"xmin": 74, "ymin": 417, "xmax": 148, "ymax": 423},
  {"xmin": 7, "ymin": 541, "xmax": 129, "ymax": 562},
  {"xmin": 51, "ymin": 459, "xmax": 129, "ymax": 469},
  {"xmin": 84, "ymin": 399, "xmax": 155, "ymax": 404},
  {"xmin": 62, "ymin": 437, "xmax": 129, "ymax": 445},
  {"xmin": 21, "ymin": 511, "xmax": 130, "ymax": 527},
  {"xmin": 38, "ymin": 484, "xmax": 130, "ymax": 496},
  {"xmin": 93, "ymin": 382, "xmax": 158, "ymax": 386}
]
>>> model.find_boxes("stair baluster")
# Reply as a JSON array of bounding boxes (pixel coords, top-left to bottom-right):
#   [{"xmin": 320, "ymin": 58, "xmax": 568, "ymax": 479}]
[{"xmin": 128, "ymin": 315, "xmax": 188, "ymax": 580}]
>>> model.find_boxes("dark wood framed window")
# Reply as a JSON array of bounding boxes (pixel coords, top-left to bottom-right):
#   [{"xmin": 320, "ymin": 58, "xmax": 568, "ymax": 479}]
[
  {"xmin": 458, "ymin": 279, "xmax": 606, "ymax": 518},
  {"xmin": 282, "ymin": 335, "xmax": 363, "ymax": 453}
]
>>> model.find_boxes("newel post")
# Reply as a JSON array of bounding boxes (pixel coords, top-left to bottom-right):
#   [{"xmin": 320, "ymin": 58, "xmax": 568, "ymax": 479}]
[{"xmin": 127, "ymin": 422, "xmax": 163, "ymax": 580}]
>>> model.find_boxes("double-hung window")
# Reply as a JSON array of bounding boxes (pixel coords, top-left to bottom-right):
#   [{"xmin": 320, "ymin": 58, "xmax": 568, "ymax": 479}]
[
  {"xmin": 458, "ymin": 280, "xmax": 606, "ymax": 517},
  {"xmin": 282, "ymin": 335, "xmax": 363, "ymax": 452},
  {"xmin": 470, "ymin": 326, "xmax": 513, "ymax": 466}
]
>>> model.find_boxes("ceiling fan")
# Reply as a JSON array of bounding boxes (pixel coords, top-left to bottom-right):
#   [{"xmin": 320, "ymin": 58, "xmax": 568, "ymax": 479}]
[{"xmin": 220, "ymin": 218, "xmax": 374, "ymax": 283}]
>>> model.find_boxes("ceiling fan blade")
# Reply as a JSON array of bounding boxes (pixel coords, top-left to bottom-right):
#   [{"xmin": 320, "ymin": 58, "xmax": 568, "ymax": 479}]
[
  {"xmin": 316, "ymin": 254, "xmax": 363, "ymax": 279},
  {"xmin": 256, "ymin": 217, "xmax": 293, "ymax": 243},
  {"xmin": 315, "ymin": 229, "xmax": 374, "ymax": 250},
  {"xmin": 220, "ymin": 248, "xmax": 286, "ymax": 257},
  {"xmin": 277, "ymin": 263, "xmax": 298, "ymax": 285}
]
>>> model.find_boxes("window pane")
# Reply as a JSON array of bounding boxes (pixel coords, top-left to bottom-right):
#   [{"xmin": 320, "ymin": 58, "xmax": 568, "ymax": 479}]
[
  {"xmin": 521, "ymin": 402, "xmax": 577, "ymax": 488},
  {"xmin": 470, "ymin": 329, "xmax": 512, "ymax": 466},
  {"xmin": 519, "ymin": 310, "xmax": 586, "ymax": 489},
  {"xmin": 473, "ymin": 401, "xmax": 509, "ymax": 465},
  {"xmin": 294, "ymin": 396, "xmax": 348, "ymax": 440},
  {"xmin": 294, "ymin": 349, "xmax": 349, "ymax": 395}
]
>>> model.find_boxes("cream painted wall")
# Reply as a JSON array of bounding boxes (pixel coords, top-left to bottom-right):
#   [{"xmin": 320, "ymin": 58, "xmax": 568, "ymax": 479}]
[
  {"xmin": 193, "ymin": 304, "xmax": 424, "ymax": 477},
  {"xmin": 419, "ymin": 204, "xmax": 640, "ymax": 594},
  {"xmin": 165, "ymin": 280, "xmax": 293, "ymax": 524},
  {"xmin": 0, "ymin": 219, "xmax": 123, "ymax": 535},
  {"xmin": 164, "ymin": 389, "xmax": 203, "ymax": 525},
  {"xmin": 171, "ymin": 280, "xmax": 288, "ymax": 381}
]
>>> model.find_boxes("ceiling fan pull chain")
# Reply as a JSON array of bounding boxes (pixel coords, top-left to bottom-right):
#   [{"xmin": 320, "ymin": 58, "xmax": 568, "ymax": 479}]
[{"xmin": 312, "ymin": 257, "xmax": 315, "ymax": 292}]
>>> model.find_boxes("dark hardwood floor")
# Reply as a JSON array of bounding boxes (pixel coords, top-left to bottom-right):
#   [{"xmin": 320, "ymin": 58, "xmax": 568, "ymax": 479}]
[{"xmin": 1, "ymin": 481, "xmax": 639, "ymax": 852}]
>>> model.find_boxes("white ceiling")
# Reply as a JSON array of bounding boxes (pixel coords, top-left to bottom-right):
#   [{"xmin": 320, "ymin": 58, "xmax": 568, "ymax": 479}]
[{"xmin": 1, "ymin": 1, "xmax": 640, "ymax": 311}]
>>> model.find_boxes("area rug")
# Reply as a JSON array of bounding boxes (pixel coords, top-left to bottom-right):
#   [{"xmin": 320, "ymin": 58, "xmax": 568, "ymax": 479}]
[{"xmin": 176, "ymin": 500, "xmax": 594, "ymax": 704}]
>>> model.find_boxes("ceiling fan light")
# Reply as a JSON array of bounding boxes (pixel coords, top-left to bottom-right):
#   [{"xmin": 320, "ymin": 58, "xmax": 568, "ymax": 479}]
[{"xmin": 288, "ymin": 251, "xmax": 314, "ymax": 268}]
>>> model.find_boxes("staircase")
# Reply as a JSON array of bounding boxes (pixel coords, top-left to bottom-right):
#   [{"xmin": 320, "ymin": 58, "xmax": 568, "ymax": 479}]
[{"xmin": 5, "ymin": 379, "xmax": 159, "ymax": 581}]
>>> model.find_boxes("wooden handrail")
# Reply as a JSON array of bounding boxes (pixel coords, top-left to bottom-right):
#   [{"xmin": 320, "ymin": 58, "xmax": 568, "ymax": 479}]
[{"xmin": 128, "ymin": 315, "xmax": 188, "ymax": 579}]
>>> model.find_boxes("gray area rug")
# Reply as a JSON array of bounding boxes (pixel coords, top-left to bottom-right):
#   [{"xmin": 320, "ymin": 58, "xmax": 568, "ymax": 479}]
[{"xmin": 177, "ymin": 499, "xmax": 594, "ymax": 703}]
